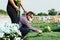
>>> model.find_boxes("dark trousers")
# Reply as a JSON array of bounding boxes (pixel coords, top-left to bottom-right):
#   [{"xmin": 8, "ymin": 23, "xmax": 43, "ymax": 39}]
[
  {"xmin": 19, "ymin": 27, "xmax": 30, "ymax": 39},
  {"xmin": 7, "ymin": 5, "xmax": 19, "ymax": 24}
]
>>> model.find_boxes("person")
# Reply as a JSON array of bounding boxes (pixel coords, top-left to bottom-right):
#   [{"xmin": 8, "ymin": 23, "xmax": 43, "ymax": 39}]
[
  {"xmin": 7, "ymin": 0, "xmax": 27, "ymax": 24},
  {"xmin": 19, "ymin": 11, "xmax": 42, "ymax": 39}
]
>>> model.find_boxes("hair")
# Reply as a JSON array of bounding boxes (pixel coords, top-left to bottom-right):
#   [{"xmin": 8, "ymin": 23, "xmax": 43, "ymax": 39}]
[{"xmin": 26, "ymin": 11, "xmax": 34, "ymax": 16}]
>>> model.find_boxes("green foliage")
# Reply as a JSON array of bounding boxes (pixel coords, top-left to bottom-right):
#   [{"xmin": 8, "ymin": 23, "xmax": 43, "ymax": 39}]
[
  {"xmin": 48, "ymin": 9, "xmax": 57, "ymax": 15},
  {"xmin": 0, "ymin": 9, "xmax": 7, "ymax": 15},
  {"xmin": 37, "ymin": 12, "xmax": 48, "ymax": 16},
  {"xmin": 31, "ymin": 19, "xmax": 60, "ymax": 32},
  {"xmin": 58, "ymin": 12, "xmax": 60, "ymax": 15},
  {"xmin": 22, "ymin": 11, "xmax": 36, "ymax": 16},
  {"xmin": 24, "ymin": 19, "xmax": 60, "ymax": 40},
  {"xmin": 24, "ymin": 32, "xmax": 60, "ymax": 40}
]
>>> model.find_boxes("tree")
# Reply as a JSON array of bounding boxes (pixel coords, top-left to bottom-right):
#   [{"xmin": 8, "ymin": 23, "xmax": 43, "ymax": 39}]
[
  {"xmin": 22, "ymin": 12, "xmax": 36, "ymax": 16},
  {"xmin": 48, "ymin": 9, "xmax": 57, "ymax": 15},
  {"xmin": 58, "ymin": 12, "xmax": 60, "ymax": 15},
  {"xmin": 37, "ymin": 12, "xmax": 48, "ymax": 16},
  {"xmin": 0, "ymin": 9, "xmax": 7, "ymax": 15}
]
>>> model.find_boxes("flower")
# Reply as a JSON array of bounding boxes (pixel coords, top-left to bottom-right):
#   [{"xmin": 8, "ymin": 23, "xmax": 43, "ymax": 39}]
[
  {"xmin": 10, "ymin": 23, "xmax": 20, "ymax": 29},
  {"xmin": 0, "ymin": 22, "xmax": 21, "ymax": 39},
  {"xmin": 47, "ymin": 26, "xmax": 51, "ymax": 32},
  {"xmin": 3, "ymin": 27, "xmax": 10, "ymax": 34},
  {"xmin": 0, "ymin": 32, "xmax": 4, "ymax": 38},
  {"xmin": 10, "ymin": 26, "xmax": 21, "ymax": 36}
]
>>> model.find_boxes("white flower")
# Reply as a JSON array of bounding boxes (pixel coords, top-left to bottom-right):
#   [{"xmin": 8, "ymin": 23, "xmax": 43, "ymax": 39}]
[
  {"xmin": 1, "ymin": 22, "xmax": 21, "ymax": 35},
  {"xmin": 0, "ymin": 32, "xmax": 4, "ymax": 38},
  {"xmin": 3, "ymin": 27, "xmax": 10, "ymax": 34},
  {"xmin": 10, "ymin": 27, "xmax": 21, "ymax": 36},
  {"xmin": 3, "ymin": 22, "xmax": 11, "ymax": 34},
  {"xmin": 10, "ymin": 23, "xmax": 20, "ymax": 29}
]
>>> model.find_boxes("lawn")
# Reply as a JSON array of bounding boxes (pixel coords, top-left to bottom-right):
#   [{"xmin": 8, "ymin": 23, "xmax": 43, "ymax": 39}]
[
  {"xmin": 24, "ymin": 32, "xmax": 60, "ymax": 40},
  {"xmin": 24, "ymin": 18, "xmax": 60, "ymax": 40}
]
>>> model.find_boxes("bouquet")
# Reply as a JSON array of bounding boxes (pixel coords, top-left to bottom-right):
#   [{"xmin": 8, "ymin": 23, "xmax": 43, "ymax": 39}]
[
  {"xmin": 15, "ymin": 0, "xmax": 21, "ymax": 17},
  {"xmin": 0, "ymin": 23, "xmax": 21, "ymax": 40}
]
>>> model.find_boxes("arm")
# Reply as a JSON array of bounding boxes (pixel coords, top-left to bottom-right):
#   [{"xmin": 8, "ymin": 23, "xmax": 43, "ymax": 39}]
[
  {"xmin": 21, "ymin": 18, "xmax": 42, "ymax": 34},
  {"xmin": 9, "ymin": 0, "xmax": 19, "ymax": 11},
  {"xmin": 21, "ymin": 0, "xmax": 28, "ymax": 13}
]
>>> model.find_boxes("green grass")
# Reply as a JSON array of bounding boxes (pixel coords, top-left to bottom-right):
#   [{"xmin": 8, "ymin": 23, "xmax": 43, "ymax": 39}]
[
  {"xmin": 24, "ymin": 32, "xmax": 60, "ymax": 40},
  {"xmin": 24, "ymin": 19, "xmax": 60, "ymax": 40},
  {"xmin": 31, "ymin": 19, "xmax": 60, "ymax": 32}
]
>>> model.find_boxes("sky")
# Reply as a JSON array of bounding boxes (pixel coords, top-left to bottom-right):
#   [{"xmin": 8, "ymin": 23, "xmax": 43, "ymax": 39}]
[{"xmin": 0, "ymin": 0, "xmax": 60, "ymax": 14}]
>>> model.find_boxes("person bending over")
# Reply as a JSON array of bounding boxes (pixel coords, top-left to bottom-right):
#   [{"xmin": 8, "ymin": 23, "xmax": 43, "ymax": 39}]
[{"xmin": 19, "ymin": 11, "xmax": 42, "ymax": 39}]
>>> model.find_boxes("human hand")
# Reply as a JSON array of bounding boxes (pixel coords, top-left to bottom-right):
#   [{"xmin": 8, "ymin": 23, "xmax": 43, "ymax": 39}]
[
  {"xmin": 37, "ymin": 30, "xmax": 42, "ymax": 34},
  {"xmin": 15, "ymin": 6, "xmax": 20, "ymax": 11}
]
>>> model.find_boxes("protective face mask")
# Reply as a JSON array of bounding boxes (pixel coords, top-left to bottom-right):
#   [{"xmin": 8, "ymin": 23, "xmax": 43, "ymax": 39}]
[{"xmin": 29, "ymin": 18, "xmax": 33, "ymax": 22}]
